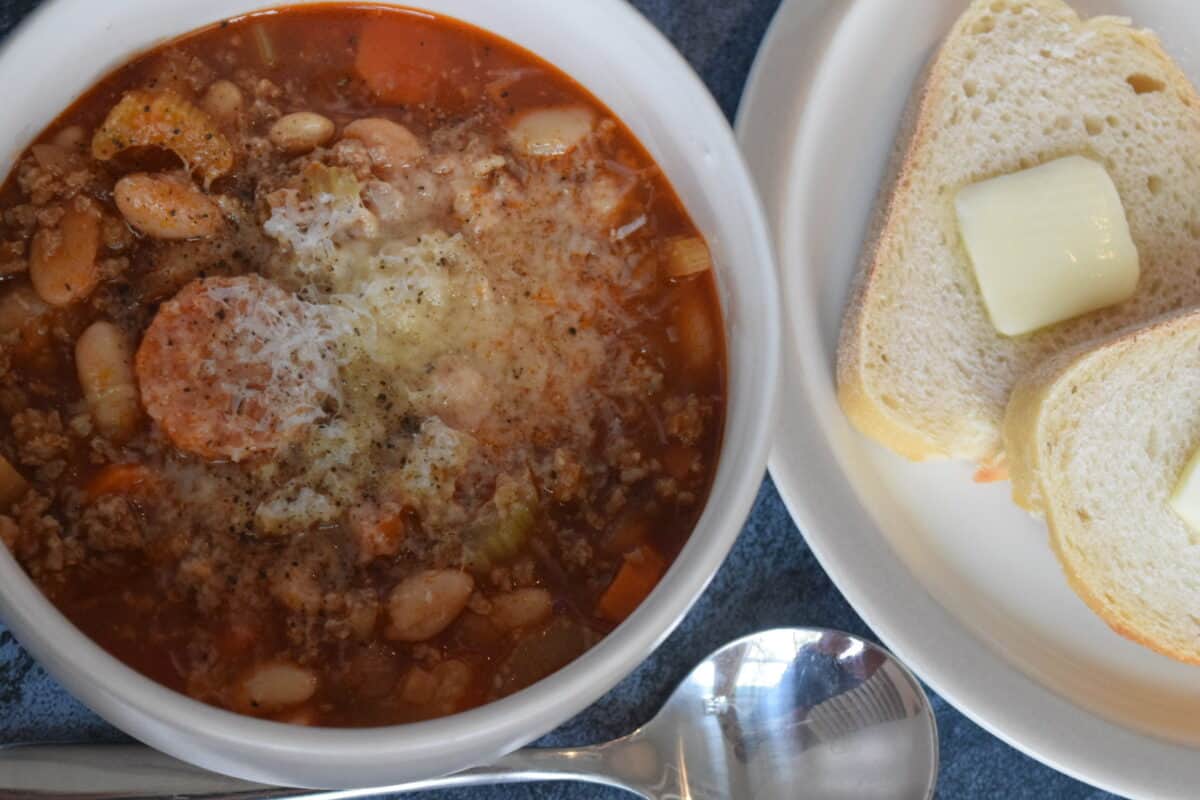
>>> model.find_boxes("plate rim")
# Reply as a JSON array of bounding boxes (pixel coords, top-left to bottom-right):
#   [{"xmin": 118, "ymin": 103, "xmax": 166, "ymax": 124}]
[{"xmin": 736, "ymin": 1, "xmax": 1200, "ymax": 797}]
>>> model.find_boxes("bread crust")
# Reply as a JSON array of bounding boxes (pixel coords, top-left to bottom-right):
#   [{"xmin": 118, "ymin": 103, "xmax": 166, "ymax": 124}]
[
  {"xmin": 835, "ymin": 44, "xmax": 947, "ymax": 462},
  {"xmin": 1003, "ymin": 308, "xmax": 1200, "ymax": 664}
]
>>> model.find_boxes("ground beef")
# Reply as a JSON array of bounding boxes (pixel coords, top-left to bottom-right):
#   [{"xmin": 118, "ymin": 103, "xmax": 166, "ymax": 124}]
[
  {"xmin": 329, "ymin": 139, "xmax": 376, "ymax": 180},
  {"xmin": 78, "ymin": 495, "xmax": 145, "ymax": 552},
  {"xmin": 98, "ymin": 256, "xmax": 131, "ymax": 281},
  {"xmin": 10, "ymin": 490, "xmax": 70, "ymax": 574},
  {"xmin": 10, "ymin": 409, "xmax": 70, "ymax": 469},
  {"xmin": 549, "ymin": 447, "xmax": 584, "ymax": 503},
  {"xmin": 0, "ymin": 386, "xmax": 26, "ymax": 418},
  {"xmin": 664, "ymin": 395, "xmax": 707, "ymax": 446},
  {"xmin": 555, "ymin": 528, "xmax": 593, "ymax": 570},
  {"xmin": 323, "ymin": 588, "xmax": 379, "ymax": 642},
  {"xmin": 4, "ymin": 203, "xmax": 36, "ymax": 235},
  {"xmin": 0, "ymin": 255, "xmax": 26, "ymax": 277},
  {"xmin": 17, "ymin": 162, "xmax": 66, "ymax": 207},
  {"xmin": 102, "ymin": 215, "xmax": 135, "ymax": 252},
  {"xmin": 147, "ymin": 50, "xmax": 216, "ymax": 96}
]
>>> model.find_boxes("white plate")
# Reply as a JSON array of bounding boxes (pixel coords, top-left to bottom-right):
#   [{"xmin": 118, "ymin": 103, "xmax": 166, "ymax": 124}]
[{"xmin": 737, "ymin": 1, "xmax": 1200, "ymax": 797}]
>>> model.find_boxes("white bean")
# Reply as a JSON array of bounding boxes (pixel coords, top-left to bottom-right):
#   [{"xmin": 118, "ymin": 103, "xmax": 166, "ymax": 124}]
[
  {"xmin": 201, "ymin": 80, "xmax": 244, "ymax": 122},
  {"xmin": 241, "ymin": 662, "xmax": 317, "ymax": 712},
  {"xmin": 489, "ymin": 588, "xmax": 553, "ymax": 631},
  {"xmin": 114, "ymin": 173, "xmax": 222, "ymax": 240},
  {"xmin": 342, "ymin": 118, "xmax": 425, "ymax": 179},
  {"xmin": 269, "ymin": 112, "xmax": 335, "ymax": 154},
  {"xmin": 75, "ymin": 321, "xmax": 141, "ymax": 443},
  {"xmin": 29, "ymin": 203, "xmax": 100, "ymax": 306},
  {"xmin": 507, "ymin": 106, "xmax": 595, "ymax": 157},
  {"xmin": 387, "ymin": 569, "xmax": 474, "ymax": 642},
  {"xmin": 672, "ymin": 287, "xmax": 720, "ymax": 375}
]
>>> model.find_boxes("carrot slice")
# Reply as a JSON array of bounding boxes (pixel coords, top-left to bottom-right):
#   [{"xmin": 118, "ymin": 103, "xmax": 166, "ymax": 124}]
[
  {"xmin": 973, "ymin": 462, "xmax": 1009, "ymax": 483},
  {"xmin": 355, "ymin": 16, "xmax": 457, "ymax": 108},
  {"xmin": 86, "ymin": 463, "xmax": 156, "ymax": 502},
  {"xmin": 597, "ymin": 546, "xmax": 667, "ymax": 623}
]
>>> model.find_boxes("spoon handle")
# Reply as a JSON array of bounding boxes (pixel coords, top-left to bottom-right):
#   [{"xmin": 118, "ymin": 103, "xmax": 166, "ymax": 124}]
[{"xmin": 0, "ymin": 742, "xmax": 650, "ymax": 799}]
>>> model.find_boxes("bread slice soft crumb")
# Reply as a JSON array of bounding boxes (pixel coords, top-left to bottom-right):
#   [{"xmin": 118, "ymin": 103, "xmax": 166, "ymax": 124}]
[
  {"xmin": 837, "ymin": 0, "xmax": 1200, "ymax": 465},
  {"xmin": 1003, "ymin": 308, "xmax": 1200, "ymax": 663}
]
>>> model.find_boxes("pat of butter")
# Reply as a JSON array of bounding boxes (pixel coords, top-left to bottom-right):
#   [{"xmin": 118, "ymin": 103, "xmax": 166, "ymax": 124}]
[
  {"xmin": 955, "ymin": 155, "xmax": 1139, "ymax": 337},
  {"xmin": 1170, "ymin": 446, "xmax": 1200, "ymax": 536}
]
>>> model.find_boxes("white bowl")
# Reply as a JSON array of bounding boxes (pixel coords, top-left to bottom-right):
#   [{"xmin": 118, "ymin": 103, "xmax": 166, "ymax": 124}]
[{"xmin": 0, "ymin": 0, "xmax": 779, "ymax": 789}]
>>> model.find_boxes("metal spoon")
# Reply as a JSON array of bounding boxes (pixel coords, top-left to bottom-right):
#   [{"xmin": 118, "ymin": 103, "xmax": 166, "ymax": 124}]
[{"xmin": 0, "ymin": 627, "xmax": 939, "ymax": 799}]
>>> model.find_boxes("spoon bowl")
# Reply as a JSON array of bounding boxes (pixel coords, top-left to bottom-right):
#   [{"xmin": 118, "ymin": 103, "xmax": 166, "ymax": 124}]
[
  {"xmin": 629, "ymin": 627, "xmax": 938, "ymax": 799},
  {"xmin": 0, "ymin": 628, "xmax": 939, "ymax": 799}
]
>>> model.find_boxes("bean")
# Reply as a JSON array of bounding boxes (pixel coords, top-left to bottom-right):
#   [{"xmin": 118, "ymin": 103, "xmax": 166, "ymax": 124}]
[
  {"xmin": 241, "ymin": 662, "xmax": 318, "ymax": 712},
  {"xmin": 507, "ymin": 106, "xmax": 594, "ymax": 157},
  {"xmin": 29, "ymin": 202, "xmax": 100, "ymax": 306},
  {"xmin": 672, "ymin": 285, "xmax": 720, "ymax": 375},
  {"xmin": 201, "ymin": 80, "xmax": 243, "ymax": 122},
  {"xmin": 342, "ymin": 118, "xmax": 425, "ymax": 179},
  {"xmin": 114, "ymin": 173, "xmax": 222, "ymax": 240},
  {"xmin": 269, "ymin": 112, "xmax": 335, "ymax": 154},
  {"xmin": 76, "ymin": 321, "xmax": 141, "ymax": 443},
  {"xmin": 489, "ymin": 588, "xmax": 553, "ymax": 632},
  {"xmin": 387, "ymin": 569, "xmax": 474, "ymax": 642}
]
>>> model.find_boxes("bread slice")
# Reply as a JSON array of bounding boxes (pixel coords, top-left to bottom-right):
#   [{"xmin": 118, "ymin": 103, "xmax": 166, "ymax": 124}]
[
  {"xmin": 1003, "ymin": 309, "xmax": 1200, "ymax": 663},
  {"xmin": 837, "ymin": 0, "xmax": 1200, "ymax": 466}
]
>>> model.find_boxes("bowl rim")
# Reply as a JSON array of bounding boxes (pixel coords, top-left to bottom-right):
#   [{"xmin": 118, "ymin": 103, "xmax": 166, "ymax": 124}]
[{"xmin": 0, "ymin": 0, "xmax": 782, "ymax": 787}]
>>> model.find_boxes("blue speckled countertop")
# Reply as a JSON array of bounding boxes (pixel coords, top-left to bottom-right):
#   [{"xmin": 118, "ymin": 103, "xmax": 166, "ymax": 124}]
[{"xmin": 0, "ymin": 1, "xmax": 1123, "ymax": 797}]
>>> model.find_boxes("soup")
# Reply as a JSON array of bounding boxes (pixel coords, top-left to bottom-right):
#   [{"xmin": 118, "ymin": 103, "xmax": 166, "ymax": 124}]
[{"xmin": 0, "ymin": 4, "xmax": 725, "ymax": 726}]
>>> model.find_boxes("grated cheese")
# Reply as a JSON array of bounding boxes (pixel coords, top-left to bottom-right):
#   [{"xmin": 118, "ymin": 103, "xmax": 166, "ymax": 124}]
[
  {"xmin": 255, "ymin": 486, "xmax": 338, "ymax": 535},
  {"xmin": 202, "ymin": 279, "xmax": 347, "ymax": 453},
  {"xmin": 393, "ymin": 417, "xmax": 473, "ymax": 518},
  {"xmin": 244, "ymin": 121, "xmax": 665, "ymax": 538}
]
